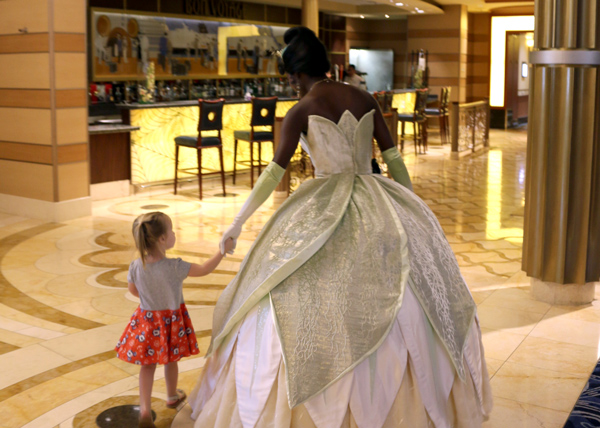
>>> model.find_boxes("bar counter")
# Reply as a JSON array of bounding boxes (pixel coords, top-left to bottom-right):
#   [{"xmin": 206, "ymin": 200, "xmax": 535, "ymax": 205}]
[
  {"xmin": 116, "ymin": 91, "xmax": 416, "ymax": 186},
  {"xmin": 119, "ymin": 98, "xmax": 298, "ymax": 186}
]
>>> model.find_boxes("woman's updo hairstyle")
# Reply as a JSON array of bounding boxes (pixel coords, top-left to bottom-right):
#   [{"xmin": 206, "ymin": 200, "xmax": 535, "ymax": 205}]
[{"xmin": 281, "ymin": 26, "xmax": 330, "ymax": 77}]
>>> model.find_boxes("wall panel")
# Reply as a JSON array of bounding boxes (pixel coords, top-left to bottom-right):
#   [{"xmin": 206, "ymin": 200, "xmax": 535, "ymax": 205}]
[
  {"xmin": 58, "ymin": 162, "xmax": 89, "ymax": 201},
  {"xmin": 0, "ymin": 34, "xmax": 49, "ymax": 54},
  {"xmin": 0, "ymin": 159, "xmax": 53, "ymax": 201},
  {"xmin": 56, "ymin": 108, "xmax": 87, "ymax": 145},
  {"xmin": 0, "ymin": 142, "xmax": 52, "ymax": 164},
  {"xmin": 54, "ymin": 34, "xmax": 86, "ymax": 52},
  {"xmin": 0, "ymin": 54, "xmax": 50, "ymax": 89},
  {"xmin": 0, "ymin": 89, "xmax": 50, "ymax": 108},
  {"xmin": 53, "ymin": 0, "xmax": 86, "ymax": 33},
  {"xmin": 0, "ymin": 108, "xmax": 52, "ymax": 144},
  {"xmin": 55, "ymin": 53, "xmax": 86, "ymax": 89},
  {"xmin": 57, "ymin": 143, "xmax": 88, "ymax": 164},
  {"xmin": 0, "ymin": 0, "xmax": 48, "ymax": 35},
  {"xmin": 55, "ymin": 89, "xmax": 87, "ymax": 108}
]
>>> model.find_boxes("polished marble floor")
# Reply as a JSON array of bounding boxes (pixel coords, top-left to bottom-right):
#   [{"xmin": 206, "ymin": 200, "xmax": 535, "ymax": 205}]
[{"xmin": 1, "ymin": 129, "xmax": 599, "ymax": 427}]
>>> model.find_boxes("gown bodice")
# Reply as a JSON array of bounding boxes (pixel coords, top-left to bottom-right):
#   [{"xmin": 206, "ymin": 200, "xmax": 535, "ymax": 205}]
[{"xmin": 301, "ymin": 109, "xmax": 375, "ymax": 177}]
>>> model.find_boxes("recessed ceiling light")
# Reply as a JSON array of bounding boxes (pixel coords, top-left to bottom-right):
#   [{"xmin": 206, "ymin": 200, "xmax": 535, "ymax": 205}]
[
  {"xmin": 396, "ymin": 2, "xmax": 404, "ymax": 5},
  {"xmin": 385, "ymin": 14, "xmax": 390, "ymax": 18},
  {"xmin": 417, "ymin": 9, "xmax": 424, "ymax": 13},
  {"xmin": 360, "ymin": 15, "xmax": 365, "ymax": 18}
]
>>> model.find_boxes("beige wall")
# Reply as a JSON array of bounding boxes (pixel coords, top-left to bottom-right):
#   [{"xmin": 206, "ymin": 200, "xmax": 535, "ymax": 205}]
[{"xmin": 0, "ymin": 0, "xmax": 89, "ymax": 204}]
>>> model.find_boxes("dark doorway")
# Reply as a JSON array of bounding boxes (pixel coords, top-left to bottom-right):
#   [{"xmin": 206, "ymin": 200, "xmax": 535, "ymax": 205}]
[{"xmin": 505, "ymin": 31, "xmax": 533, "ymax": 128}]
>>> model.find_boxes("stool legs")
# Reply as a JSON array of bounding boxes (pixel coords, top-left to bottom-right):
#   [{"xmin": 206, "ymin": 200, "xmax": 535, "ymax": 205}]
[
  {"xmin": 197, "ymin": 147, "xmax": 203, "ymax": 200},
  {"xmin": 258, "ymin": 141, "xmax": 262, "ymax": 177},
  {"xmin": 233, "ymin": 139, "xmax": 238, "ymax": 185},
  {"xmin": 218, "ymin": 146, "xmax": 226, "ymax": 196},
  {"xmin": 174, "ymin": 144, "xmax": 179, "ymax": 195},
  {"xmin": 423, "ymin": 119, "xmax": 428, "ymax": 153},
  {"xmin": 250, "ymin": 141, "xmax": 255, "ymax": 189}
]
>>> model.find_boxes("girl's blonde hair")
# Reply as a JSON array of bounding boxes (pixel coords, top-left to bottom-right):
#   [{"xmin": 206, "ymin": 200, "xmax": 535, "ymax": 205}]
[{"xmin": 132, "ymin": 211, "xmax": 169, "ymax": 266}]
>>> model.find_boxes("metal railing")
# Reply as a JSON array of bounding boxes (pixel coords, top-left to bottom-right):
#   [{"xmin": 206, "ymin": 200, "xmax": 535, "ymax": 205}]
[{"xmin": 450, "ymin": 99, "xmax": 490, "ymax": 159}]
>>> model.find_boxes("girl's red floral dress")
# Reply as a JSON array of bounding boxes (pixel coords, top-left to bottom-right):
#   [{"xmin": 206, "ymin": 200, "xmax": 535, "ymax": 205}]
[{"xmin": 115, "ymin": 257, "xmax": 200, "ymax": 365}]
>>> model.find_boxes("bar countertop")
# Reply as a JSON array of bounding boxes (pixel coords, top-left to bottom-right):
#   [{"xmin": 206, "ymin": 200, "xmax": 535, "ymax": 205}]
[
  {"xmin": 117, "ymin": 96, "xmax": 298, "ymax": 110},
  {"xmin": 89, "ymin": 124, "xmax": 141, "ymax": 135}
]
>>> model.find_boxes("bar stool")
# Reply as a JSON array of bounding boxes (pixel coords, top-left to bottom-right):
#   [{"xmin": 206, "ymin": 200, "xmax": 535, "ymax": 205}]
[
  {"xmin": 173, "ymin": 98, "xmax": 226, "ymax": 200},
  {"xmin": 398, "ymin": 89, "xmax": 429, "ymax": 154},
  {"xmin": 233, "ymin": 96, "xmax": 277, "ymax": 188},
  {"xmin": 425, "ymin": 87, "xmax": 451, "ymax": 145}
]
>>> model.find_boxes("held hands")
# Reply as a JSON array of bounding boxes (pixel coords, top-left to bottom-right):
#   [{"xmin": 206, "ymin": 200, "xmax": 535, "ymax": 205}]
[{"xmin": 219, "ymin": 224, "xmax": 241, "ymax": 255}]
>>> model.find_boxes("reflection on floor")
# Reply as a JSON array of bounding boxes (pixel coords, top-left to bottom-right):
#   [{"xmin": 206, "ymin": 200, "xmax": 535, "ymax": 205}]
[{"xmin": 0, "ymin": 129, "xmax": 596, "ymax": 428}]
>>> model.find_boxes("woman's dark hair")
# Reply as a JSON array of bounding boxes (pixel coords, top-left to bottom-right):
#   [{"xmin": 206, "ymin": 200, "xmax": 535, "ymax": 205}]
[{"xmin": 279, "ymin": 27, "xmax": 330, "ymax": 77}]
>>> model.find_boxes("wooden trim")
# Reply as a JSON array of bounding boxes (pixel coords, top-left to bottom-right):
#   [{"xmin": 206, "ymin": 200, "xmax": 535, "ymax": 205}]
[
  {"xmin": 56, "ymin": 89, "xmax": 87, "ymax": 108},
  {"xmin": 0, "ymin": 89, "xmax": 51, "ymax": 108},
  {"xmin": 428, "ymin": 77, "xmax": 460, "ymax": 86},
  {"xmin": 467, "ymin": 75, "xmax": 489, "ymax": 84},
  {"xmin": 346, "ymin": 31, "xmax": 370, "ymax": 41},
  {"xmin": 468, "ymin": 33, "xmax": 490, "ymax": 43},
  {"xmin": 57, "ymin": 143, "xmax": 88, "ymax": 164},
  {"xmin": 0, "ymin": 142, "xmax": 53, "ymax": 164},
  {"xmin": 54, "ymin": 33, "xmax": 85, "ymax": 52},
  {"xmin": 428, "ymin": 53, "xmax": 461, "ymax": 62},
  {"xmin": 408, "ymin": 29, "xmax": 460, "ymax": 39},
  {"xmin": 467, "ymin": 54, "xmax": 490, "ymax": 63},
  {"xmin": 490, "ymin": 6, "xmax": 534, "ymax": 15},
  {"xmin": 0, "ymin": 34, "xmax": 49, "ymax": 54}
]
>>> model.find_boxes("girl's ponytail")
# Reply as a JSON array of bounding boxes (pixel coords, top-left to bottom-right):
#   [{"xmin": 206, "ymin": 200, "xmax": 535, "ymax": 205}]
[{"xmin": 132, "ymin": 212, "xmax": 168, "ymax": 266}]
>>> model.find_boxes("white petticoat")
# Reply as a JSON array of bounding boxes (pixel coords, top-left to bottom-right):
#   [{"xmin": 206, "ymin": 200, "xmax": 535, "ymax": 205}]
[{"xmin": 189, "ymin": 283, "xmax": 492, "ymax": 428}]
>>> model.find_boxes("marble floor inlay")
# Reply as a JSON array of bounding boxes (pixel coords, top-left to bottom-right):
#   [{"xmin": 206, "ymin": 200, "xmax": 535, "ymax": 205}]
[{"xmin": 0, "ymin": 130, "xmax": 597, "ymax": 428}]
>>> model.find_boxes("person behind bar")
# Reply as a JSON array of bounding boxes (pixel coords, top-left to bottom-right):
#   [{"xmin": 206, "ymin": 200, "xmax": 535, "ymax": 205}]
[
  {"xmin": 189, "ymin": 26, "xmax": 492, "ymax": 428},
  {"xmin": 344, "ymin": 63, "xmax": 366, "ymax": 88}
]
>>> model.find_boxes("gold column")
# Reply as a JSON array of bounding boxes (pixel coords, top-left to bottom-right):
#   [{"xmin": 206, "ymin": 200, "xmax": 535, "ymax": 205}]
[
  {"xmin": 523, "ymin": 0, "xmax": 600, "ymax": 304},
  {"xmin": 302, "ymin": 0, "xmax": 319, "ymax": 34}
]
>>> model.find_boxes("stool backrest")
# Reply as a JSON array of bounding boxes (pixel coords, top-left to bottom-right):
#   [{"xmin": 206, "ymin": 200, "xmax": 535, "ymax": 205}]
[
  {"xmin": 384, "ymin": 91, "xmax": 394, "ymax": 113},
  {"xmin": 374, "ymin": 91, "xmax": 393, "ymax": 113},
  {"xmin": 414, "ymin": 89, "xmax": 429, "ymax": 116},
  {"xmin": 198, "ymin": 98, "xmax": 225, "ymax": 132},
  {"xmin": 441, "ymin": 87, "xmax": 451, "ymax": 111},
  {"xmin": 250, "ymin": 96, "xmax": 277, "ymax": 127}
]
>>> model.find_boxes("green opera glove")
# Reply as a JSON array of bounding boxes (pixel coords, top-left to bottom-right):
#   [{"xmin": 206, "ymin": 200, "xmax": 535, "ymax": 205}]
[
  {"xmin": 219, "ymin": 161, "xmax": 286, "ymax": 254},
  {"xmin": 382, "ymin": 147, "xmax": 413, "ymax": 191}
]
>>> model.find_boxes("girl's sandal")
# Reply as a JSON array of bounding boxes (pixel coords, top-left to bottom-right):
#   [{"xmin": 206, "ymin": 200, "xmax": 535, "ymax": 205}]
[
  {"xmin": 138, "ymin": 416, "xmax": 156, "ymax": 428},
  {"xmin": 166, "ymin": 389, "xmax": 187, "ymax": 409}
]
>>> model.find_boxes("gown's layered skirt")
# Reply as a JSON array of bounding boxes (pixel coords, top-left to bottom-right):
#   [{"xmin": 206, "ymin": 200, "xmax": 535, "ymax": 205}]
[{"xmin": 190, "ymin": 173, "xmax": 493, "ymax": 428}]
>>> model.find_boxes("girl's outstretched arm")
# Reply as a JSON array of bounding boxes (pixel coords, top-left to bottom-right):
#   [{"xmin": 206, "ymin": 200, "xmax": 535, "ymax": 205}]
[{"xmin": 188, "ymin": 238, "xmax": 234, "ymax": 277}]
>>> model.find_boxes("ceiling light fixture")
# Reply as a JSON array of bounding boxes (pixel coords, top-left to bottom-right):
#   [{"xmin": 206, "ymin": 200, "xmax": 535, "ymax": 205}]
[
  {"xmin": 417, "ymin": 9, "xmax": 425, "ymax": 13},
  {"xmin": 360, "ymin": 15, "xmax": 365, "ymax": 18},
  {"xmin": 396, "ymin": 2, "xmax": 404, "ymax": 5},
  {"xmin": 385, "ymin": 14, "xmax": 390, "ymax": 18}
]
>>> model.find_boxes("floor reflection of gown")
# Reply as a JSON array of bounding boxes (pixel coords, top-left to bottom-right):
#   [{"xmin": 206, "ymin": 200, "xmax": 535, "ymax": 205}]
[{"xmin": 189, "ymin": 110, "xmax": 493, "ymax": 428}]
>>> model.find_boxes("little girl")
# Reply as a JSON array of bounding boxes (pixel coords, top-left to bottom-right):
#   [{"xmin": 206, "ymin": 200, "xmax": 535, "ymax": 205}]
[{"xmin": 115, "ymin": 211, "xmax": 234, "ymax": 428}]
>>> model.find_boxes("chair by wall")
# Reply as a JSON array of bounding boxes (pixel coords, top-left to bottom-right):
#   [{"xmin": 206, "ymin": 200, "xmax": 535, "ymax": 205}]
[
  {"xmin": 233, "ymin": 96, "xmax": 278, "ymax": 188},
  {"xmin": 173, "ymin": 98, "xmax": 226, "ymax": 200}
]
